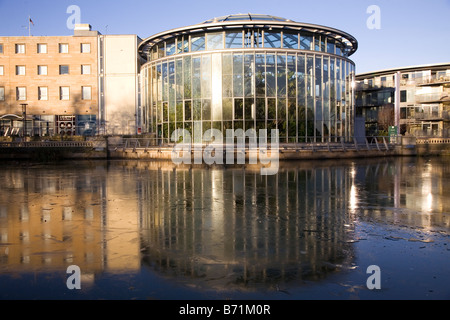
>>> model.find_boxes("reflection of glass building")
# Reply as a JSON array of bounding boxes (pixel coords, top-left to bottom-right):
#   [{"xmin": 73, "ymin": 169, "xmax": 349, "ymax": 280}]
[{"xmin": 139, "ymin": 14, "xmax": 358, "ymax": 143}]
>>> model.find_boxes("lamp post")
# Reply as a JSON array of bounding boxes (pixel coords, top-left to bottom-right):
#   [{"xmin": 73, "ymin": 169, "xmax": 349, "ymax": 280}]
[{"xmin": 21, "ymin": 103, "xmax": 28, "ymax": 138}]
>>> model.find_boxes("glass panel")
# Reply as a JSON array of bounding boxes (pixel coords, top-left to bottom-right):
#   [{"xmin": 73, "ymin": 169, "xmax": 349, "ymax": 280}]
[
  {"xmin": 82, "ymin": 86, "xmax": 91, "ymax": 100},
  {"xmin": 183, "ymin": 56, "xmax": 191, "ymax": 99},
  {"xmin": 315, "ymin": 56, "xmax": 323, "ymax": 138},
  {"xmin": 207, "ymin": 32, "xmax": 224, "ymax": 50},
  {"xmin": 255, "ymin": 54, "xmax": 265, "ymax": 97},
  {"xmin": 287, "ymin": 55, "xmax": 296, "ymax": 98},
  {"xmin": 162, "ymin": 62, "xmax": 168, "ymax": 101},
  {"xmin": 267, "ymin": 98, "xmax": 276, "ymax": 120},
  {"xmin": 245, "ymin": 98, "xmax": 254, "ymax": 120},
  {"xmin": 202, "ymin": 99, "xmax": 211, "ymax": 121},
  {"xmin": 336, "ymin": 43, "xmax": 342, "ymax": 56},
  {"xmin": 300, "ymin": 32, "xmax": 313, "ymax": 50},
  {"xmin": 193, "ymin": 99, "xmax": 201, "ymax": 120},
  {"xmin": 297, "ymin": 54, "xmax": 306, "ymax": 141},
  {"xmin": 244, "ymin": 54, "xmax": 254, "ymax": 97},
  {"xmin": 256, "ymin": 98, "xmax": 265, "ymax": 120},
  {"xmin": 283, "ymin": 32, "xmax": 298, "ymax": 49},
  {"xmin": 233, "ymin": 54, "xmax": 243, "ymax": 97},
  {"xmin": 306, "ymin": 55, "xmax": 315, "ymax": 140},
  {"xmin": 288, "ymin": 98, "xmax": 296, "ymax": 142},
  {"xmin": 176, "ymin": 101, "xmax": 183, "ymax": 123},
  {"xmin": 201, "ymin": 55, "xmax": 211, "ymax": 98},
  {"xmin": 177, "ymin": 36, "xmax": 189, "ymax": 54},
  {"xmin": 330, "ymin": 58, "xmax": 336, "ymax": 139},
  {"xmin": 185, "ymin": 101, "xmax": 192, "ymax": 121},
  {"xmin": 315, "ymin": 35, "xmax": 321, "ymax": 51},
  {"xmin": 266, "ymin": 54, "xmax": 276, "ymax": 97},
  {"xmin": 166, "ymin": 40, "xmax": 176, "ymax": 56},
  {"xmin": 234, "ymin": 98, "xmax": 243, "ymax": 120},
  {"xmin": 163, "ymin": 102, "xmax": 168, "ymax": 122},
  {"xmin": 225, "ymin": 32, "xmax": 243, "ymax": 48},
  {"xmin": 277, "ymin": 54, "xmax": 286, "ymax": 97},
  {"xmin": 176, "ymin": 59, "xmax": 183, "ymax": 100},
  {"xmin": 264, "ymin": 32, "xmax": 281, "ymax": 48},
  {"xmin": 192, "ymin": 57, "xmax": 201, "ymax": 99},
  {"xmin": 59, "ymin": 65, "xmax": 69, "ymax": 75},
  {"xmin": 327, "ymin": 38, "xmax": 335, "ymax": 54},
  {"xmin": 191, "ymin": 34, "xmax": 205, "ymax": 51},
  {"xmin": 222, "ymin": 98, "xmax": 232, "ymax": 120}
]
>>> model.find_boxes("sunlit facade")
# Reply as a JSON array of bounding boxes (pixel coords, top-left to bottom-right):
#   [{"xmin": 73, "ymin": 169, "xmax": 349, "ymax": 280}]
[
  {"xmin": 356, "ymin": 63, "xmax": 450, "ymax": 137},
  {"xmin": 139, "ymin": 14, "xmax": 358, "ymax": 143}
]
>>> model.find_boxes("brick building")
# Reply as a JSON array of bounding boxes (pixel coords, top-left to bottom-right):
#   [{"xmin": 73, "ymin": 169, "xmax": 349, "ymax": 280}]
[{"xmin": 0, "ymin": 24, "xmax": 142, "ymax": 137}]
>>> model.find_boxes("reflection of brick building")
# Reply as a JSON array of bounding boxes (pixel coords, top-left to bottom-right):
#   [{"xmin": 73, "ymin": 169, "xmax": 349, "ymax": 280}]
[
  {"xmin": 0, "ymin": 24, "xmax": 143, "ymax": 136},
  {"xmin": 0, "ymin": 163, "xmax": 140, "ymax": 277}
]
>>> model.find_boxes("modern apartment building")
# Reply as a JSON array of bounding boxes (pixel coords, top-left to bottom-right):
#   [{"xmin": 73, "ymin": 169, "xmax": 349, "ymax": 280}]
[
  {"xmin": 356, "ymin": 63, "xmax": 450, "ymax": 138},
  {"xmin": 0, "ymin": 24, "xmax": 142, "ymax": 137}
]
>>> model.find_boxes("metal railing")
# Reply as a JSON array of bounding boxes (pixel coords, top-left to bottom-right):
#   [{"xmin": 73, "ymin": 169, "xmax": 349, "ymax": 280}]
[
  {"xmin": 0, "ymin": 141, "xmax": 94, "ymax": 148},
  {"xmin": 113, "ymin": 136, "xmax": 399, "ymax": 153}
]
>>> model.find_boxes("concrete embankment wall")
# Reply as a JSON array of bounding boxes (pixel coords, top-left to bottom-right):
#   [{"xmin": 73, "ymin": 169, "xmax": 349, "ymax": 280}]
[
  {"xmin": 416, "ymin": 138, "xmax": 450, "ymax": 157},
  {"xmin": 108, "ymin": 146, "xmax": 402, "ymax": 161}
]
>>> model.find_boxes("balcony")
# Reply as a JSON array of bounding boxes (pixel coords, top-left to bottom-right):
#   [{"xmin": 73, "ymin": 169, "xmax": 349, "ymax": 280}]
[
  {"xmin": 355, "ymin": 81, "xmax": 395, "ymax": 91},
  {"xmin": 415, "ymin": 92, "xmax": 450, "ymax": 104},
  {"xmin": 416, "ymin": 75, "xmax": 450, "ymax": 86}
]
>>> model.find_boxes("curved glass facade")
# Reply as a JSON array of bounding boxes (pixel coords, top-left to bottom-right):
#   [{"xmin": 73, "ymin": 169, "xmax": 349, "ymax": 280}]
[{"xmin": 140, "ymin": 15, "xmax": 357, "ymax": 143}]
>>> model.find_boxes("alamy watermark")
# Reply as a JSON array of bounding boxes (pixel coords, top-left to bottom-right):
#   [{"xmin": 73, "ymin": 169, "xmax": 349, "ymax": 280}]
[
  {"xmin": 171, "ymin": 127, "xmax": 280, "ymax": 176},
  {"xmin": 66, "ymin": 265, "xmax": 81, "ymax": 290},
  {"xmin": 66, "ymin": 5, "xmax": 81, "ymax": 30},
  {"xmin": 366, "ymin": 5, "xmax": 381, "ymax": 30},
  {"xmin": 366, "ymin": 265, "xmax": 381, "ymax": 290}
]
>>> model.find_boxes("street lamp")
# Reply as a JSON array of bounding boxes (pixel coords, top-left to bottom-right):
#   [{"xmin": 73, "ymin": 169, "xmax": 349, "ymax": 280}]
[{"xmin": 21, "ymin": 103, "xmax": 28, "ymax": 138}]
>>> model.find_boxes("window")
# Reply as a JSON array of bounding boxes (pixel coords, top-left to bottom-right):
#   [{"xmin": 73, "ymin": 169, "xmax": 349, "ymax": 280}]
[
  {"xmin": 81, "ymin": 43, "xmax": 91, "ymax": 53},
  {"xmin": 59, "ymin": 43, "xmax": 69, "ymax": 53},
  {"xmin": 15, "ymin": 44, "xmax": 25, "ymax": 54},
  {"xmin": 16, "ymin": 66, "xmax": 26, "ymax": 75},
  {"xmin": 16, "ymin": 87, "xmax": 26, "ymax": 100},
  {"xmin": 225, "ymin": 32, "xmax": 243, "ymax": 49},
  {"xmin": 0, "ymin": 44, "xmax": 3, "ymax": 54},
  {"xmin": 38, "ymin": 65, "xmax": 48, "ymax": 75},
  {"xmin": 81, "ymin": 65, "xmax": 91, "ymax": 75},
  {"xmin": 191, "ymin": 34, "xmax": 205, "ymax": 51},
  {"xmin": 264, "ymin": 32, "xmax": 281, "ymax": 48},
  {"xmin": 0, "ymin": 65, "xmax": 3, "ymax": 76},
  {"xmin": 207, "ymin": 32, "xmax": 224, "ymax": 50},
  {"xmin": 82, "ymin": 86, "xmax": 91, "ymax": 100},
  {"xmin": 400, "ymin": 90, "xmax": 407, "ymax": 103},
  {"xmin": 59, "ymin": 65, "xmax": 69, "ymax": 75},
  {"xmin": 37, "ymin": 44, "xmax": 47, "ymax": 53},
  {"xmin": 0, "ymin": 87, "xmax": 4, "ymax": 101},
  {"xmin": 38, "ymin": 87, "xmax": 48, "ymax": 100},
  {"xmin": 60, "ymin": 87, "xmax": 70, "ymax": 100}
]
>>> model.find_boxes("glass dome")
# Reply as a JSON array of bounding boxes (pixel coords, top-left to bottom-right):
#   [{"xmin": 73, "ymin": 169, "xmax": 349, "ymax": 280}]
[{"xmin": 202, "ymin": 14, "xmax": 291, "ymax": 24}]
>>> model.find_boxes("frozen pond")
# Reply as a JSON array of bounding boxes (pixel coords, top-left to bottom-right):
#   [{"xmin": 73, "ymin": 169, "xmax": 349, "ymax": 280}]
[{"xmin": 0, "ymin": 157, "xmax": 448, "ymax": 300}]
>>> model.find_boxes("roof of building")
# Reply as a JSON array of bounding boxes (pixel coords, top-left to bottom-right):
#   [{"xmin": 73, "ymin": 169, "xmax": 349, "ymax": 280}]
[
  {"xmin": 138, "ymin": 13, "xmax": 358, "ymax": 59},
  {"xmin": 356, "ymin": 62, "xmax": 450, "ymax": 79},
  {"xmin": 202, "ymin": 14, "xmax": 291, "ymax": 23}
]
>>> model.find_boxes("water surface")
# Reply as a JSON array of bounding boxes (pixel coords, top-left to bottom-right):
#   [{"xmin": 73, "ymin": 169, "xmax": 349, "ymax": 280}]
[{"xmin": 0, "ymin": 157, "xmax": 448, "ymax": 300}]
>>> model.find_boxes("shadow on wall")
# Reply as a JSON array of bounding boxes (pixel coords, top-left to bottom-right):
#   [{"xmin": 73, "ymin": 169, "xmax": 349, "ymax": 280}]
[{"xmin": 106, "ymin": 110, "xmax": 136, "ymax": 135}]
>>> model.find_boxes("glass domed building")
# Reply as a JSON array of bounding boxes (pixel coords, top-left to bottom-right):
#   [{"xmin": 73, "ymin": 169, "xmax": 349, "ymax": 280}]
[{"xmin": 139, "ymin": 14, "xmax": 358, "ymax": 143}]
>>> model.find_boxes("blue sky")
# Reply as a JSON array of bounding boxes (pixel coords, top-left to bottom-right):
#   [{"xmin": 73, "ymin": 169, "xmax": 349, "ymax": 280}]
[{"xmin": 0, "ymin": 0, "xmax": 449, "ymax": 73}]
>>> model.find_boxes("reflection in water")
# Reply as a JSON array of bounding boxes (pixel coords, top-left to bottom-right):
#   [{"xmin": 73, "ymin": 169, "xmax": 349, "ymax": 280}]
[
  {"xmin": 139, "ymin": 163, "xmax": 356, "ymax": 291},
  {"xmin": 0, "ymin": 157, "xmax": 448, "ymax": 295}
]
